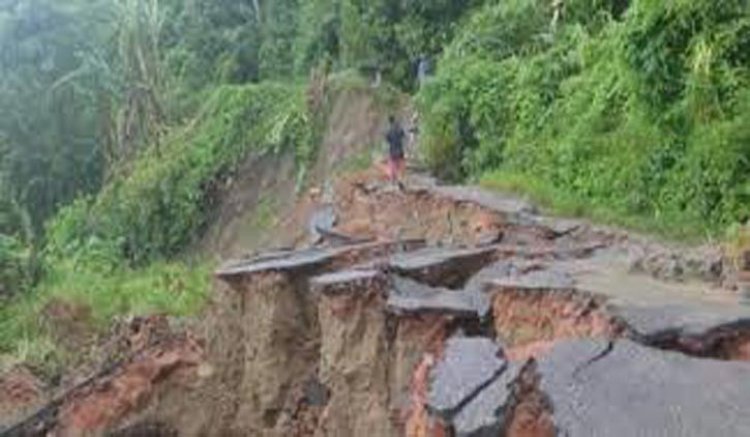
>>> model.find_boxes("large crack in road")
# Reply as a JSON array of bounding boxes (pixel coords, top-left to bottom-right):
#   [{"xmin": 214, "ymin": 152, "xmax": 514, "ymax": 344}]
[{"xmin": 5, "ymin": 172, "xmax": 750, "ymax": 437}]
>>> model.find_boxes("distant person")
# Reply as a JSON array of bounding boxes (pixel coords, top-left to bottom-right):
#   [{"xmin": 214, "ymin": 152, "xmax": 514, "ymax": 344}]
[
  {"xmin": 417, "ymin": 55, "xmax": 430, "ymax": 89},
  {"xmin": 552, "ymin": 0, "xmax": 565, "ymax": 30},
  {"xmin": 385, "ymin": 115, "xmax": 406, "ymax": 184}
]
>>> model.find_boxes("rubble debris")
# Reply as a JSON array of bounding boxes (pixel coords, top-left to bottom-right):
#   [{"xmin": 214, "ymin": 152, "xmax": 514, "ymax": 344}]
[
  {"xmin": 57, "ymin": 336, "xmax": 204, "ymax": 435},
  {"xmin": 4, "ymin": 335, "xmax": 204, "ymax": 437},
  {"xmin": 538, "ymin": 339, "xmax": 750, "ymax": 436}
]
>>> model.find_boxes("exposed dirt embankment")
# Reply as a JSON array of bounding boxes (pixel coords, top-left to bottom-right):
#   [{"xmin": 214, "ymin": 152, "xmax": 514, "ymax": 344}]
[
  {"xmin": 8, "ymin": 170, "xmax": 750, "ymax": 437},
  {"xmin": 492, "ymin": 287, "xmax": 625, "ymax": 361},
  {"xmin": 200, "ymin": 83, "xmax": 409, "ymax": 260},
  {"xmin": 315, "ymin": 272, "xmax": 394, "ymax": 436}
]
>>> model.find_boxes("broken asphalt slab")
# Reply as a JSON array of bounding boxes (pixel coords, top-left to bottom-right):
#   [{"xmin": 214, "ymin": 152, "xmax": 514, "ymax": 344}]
[
  {"xmin": 464, "ymin": 262, "xmax": 577, "ymax": 318},
  {"xmin": 216, "ymin": 239, "xmax": 426, "ymax": 280},
  {"xmin": 387, "ymin": 276, "xmax": 478, "ymax": 318},
  {"xmin": 614, "ymin": 302, "xmax": 750, "ymax": 338},
  {"xmin": 488, "ymin": 267, "xmax": 576, "ymax": 291},
  {"xmin": 538, "ymin": 339, "xmax": 750, "ymax": 436},
  {"xmin": 388, "ymin": 246, "xmax": 497, "ymax": 288},
  {"xmin": 310, "ymin": 269, "xmax": 383, "ymax": 296},
  {"xmin": 465, "ymin": 260, "xmax": 576, "ymax": 294},
  {"xmin": 427, "ymin": 337, "xmax": 506, "ymax": 419},
  {"xmin": 450, "ymin": 362, "xmax": 521, "ymax": 437}
]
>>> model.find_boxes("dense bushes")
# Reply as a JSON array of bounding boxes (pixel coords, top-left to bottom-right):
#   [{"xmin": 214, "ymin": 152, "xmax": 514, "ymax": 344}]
[
  {"xmin": 419, "ymin": 0, "xmax": 750, "ymax": 235},
  {"xmin": 46, "ymin": 83, "xmax": 311, "ymax": 267},
  {"xmin": 1, "ymin": 83, "xmax": 309, "ymax": 370},
  {"xmin": 293, "ymin": 0, "xmax": 486, "ymax": 89}
]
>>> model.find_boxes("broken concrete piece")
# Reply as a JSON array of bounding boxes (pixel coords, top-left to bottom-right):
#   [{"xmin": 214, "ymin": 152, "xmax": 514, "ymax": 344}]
[
  {"xmin": 389, "ymin": 246, "xmax": 497, "ymax": 288},
  {"xmin": 387, "ymin": 276, "xmax": 477, "ymax": 318},
  {"xmin": 539, "ymin": 339, "xmax": 750, "ymax": 436},
  {"xmin": 451, "ymin": 363, "xmax": 521, "ymax": 437},
  {"xmin": 428, "ymin": 337, "xmax": 506, "ymax": 418}
]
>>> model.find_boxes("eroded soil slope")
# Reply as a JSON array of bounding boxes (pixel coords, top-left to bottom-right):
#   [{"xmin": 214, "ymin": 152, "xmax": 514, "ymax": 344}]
[{"xmin": 7, "ymin": 168, "xmax": 750, "ymax": 437}]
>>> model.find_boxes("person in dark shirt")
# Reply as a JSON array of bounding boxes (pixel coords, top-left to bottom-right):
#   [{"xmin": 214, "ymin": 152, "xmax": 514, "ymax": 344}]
[{"xmin": 385, "ymin": 115, "xmax": 406, "ymax": 183}]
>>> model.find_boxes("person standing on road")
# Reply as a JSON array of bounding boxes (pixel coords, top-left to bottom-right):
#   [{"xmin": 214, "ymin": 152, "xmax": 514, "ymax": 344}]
[{"xmin": 385, "ymin": 115, "xmax": 406, "ymax": 184}]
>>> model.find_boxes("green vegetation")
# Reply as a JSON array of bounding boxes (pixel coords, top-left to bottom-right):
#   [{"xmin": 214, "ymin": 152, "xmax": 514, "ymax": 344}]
[
  {"xmin": 3, "ymin": 0, "xmax": 750, "ymax": 373},
  {"xmin": 48, "ymin": 83, "xmax": 311, "ymax": 266},
  {"xmin": 0, "ymin": 260, "xmax": 210, "ymax": 374},
  {"xmin": 419, "ymin": 0, "xmax": 750, "ymax": 238},
  {"xmin": 2, "ymin": 0, "xmax": 455, "ymax": 371},
  {"xmin": 1, "ymin": 81, "xmax": 311, "ymax": 371}
]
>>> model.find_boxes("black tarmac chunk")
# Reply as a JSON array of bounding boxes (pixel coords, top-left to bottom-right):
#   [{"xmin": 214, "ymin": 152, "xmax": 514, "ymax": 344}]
[{"xmin": 538, "ymin": 339, "xmax": 750, "ymax": 437}]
